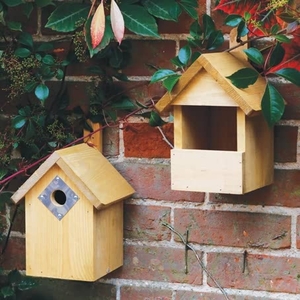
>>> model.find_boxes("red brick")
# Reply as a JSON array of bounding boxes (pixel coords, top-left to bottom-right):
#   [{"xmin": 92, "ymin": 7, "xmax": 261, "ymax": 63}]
[
  {"xmin": 274, "ymin": 125, "xmax": 298, "ymax": 162},
  {"xmin": 210, "ymin": 170, "xmax": 300, "ymax": 207},
  {"xmin": 103, "ymin": 127, "xmax": 119, "ymax": 157},
  {"xmin": 207, "ymin": 252, "xmax": 300, "ymax": 294},
  {"xmin": 124, "ymin": 204, "xmax": 171, "ymax": 241},
  {"xmin": 296, "ymin": 215, "xmax": 300, "ymax": 249},
  {"xmin": 1, "ymin": 237, "xmax": 25, "ymax": 270},
  {"xmin": 10, "ymin": 203, "xmax": 25, "ymax": 234},
  {"xmin": 114, "ymin": 161, "xmax": 205, "ymax": 202},
  {"xmin": 174, "ymin": 209, "xmax": 291, "ymax": 249},
  {"xmin": 121, "ymin": 286, "xmax": 172, "ymax": 300},
  {"xmin": 124, "ymin": 123, "xmax": 173, "ymax": 158},
  {"xmin": 123, "ymin": 40, "xmax": 176, "ymax": 76},
  {"xmin": 109, "ymin": 244, "xmax": 202, "ymax": 284}
]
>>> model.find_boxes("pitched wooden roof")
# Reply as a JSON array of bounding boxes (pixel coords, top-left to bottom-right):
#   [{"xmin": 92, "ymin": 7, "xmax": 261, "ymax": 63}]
[
  {"xmin": 11, "ymin": 143, "xmax": 134, "ymax": 209},
  {"xmin": 155, "ymin": 52, "xmax": 267, "ymax": 116}
]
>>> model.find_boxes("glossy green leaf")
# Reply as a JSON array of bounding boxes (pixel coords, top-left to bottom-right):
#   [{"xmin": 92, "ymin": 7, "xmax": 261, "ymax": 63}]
[
  {"xmin": 2, "ymin": 0, "xmax": 23, "ymax": 7},
  {"xmin": 19, "ymin": 106, "xmax": 31, "ymax": 116},
  {"xmin": 277, "ymin": 12, "xmax": 297, "ymax": 23},
  {"xmin": 189, "ymin": 20, "xmax": 202, "ymax": 38},
  {"xmin": 179, "ymin": 2, "xmax": 198, "ymax": 19},
  {"xmin": 203, "ymin": 13, "xmax": 215, "ymax": 38},
  {"xmin": 206, "ymin": 30, "xmax": 224, "ymax": 50},
  {"xmin": 168, "ymin": 4, "xmax": 181, "ymax": 21},
  {"xmin": 261, "ymin": 83, "xmax": 285, "ymax": 126},
  {"xmin": 226, "ymin": 68, "xmax": 259, "ymax": 88},
  {"xmin": 8, "ymin": 269, "xmax": 22, "ymax": 284},
  {"xmin": 271, "ymin": 23, "xmax": 280, "ymax": 35},
  {"xmin": 36, "ymin": 42, "xmax": 54, "ymax": 52},
  {"xmin": 178, "ymin": 45, "xmax": 191, "ymax": 65},
  {"xmin": 1, "ymin": 286, "xmax": 14, "ymax": 298},
  {"xmin": 163, "ymin": 74, "xmax": 180, "ymax": 91},
  {"xmin": 7, "ymin": 21, "xmax": 22, "ymax": 31},
  {"xmin": 224, "ymin": 14, "xmax": 243, "ymax": 27},
  {"xmin": 150, "ymin": 69, "xmax": 177, "ymax": 83},
  {"xmin": 22, "ymin": 3, "xmax": 33, "ymax": 18},
  {"xmin": 42, "ymin": 54, "xmax": 55, "ymax": 65},
  {"xmin": 171, "ymin": 56, "xmax": 184, "ymax": 67},
  {"xmin": 35, "ymin": 0, "xmax": 54, "ymax": 7},
  {"xmin": 17, "ymin": 32, "xmax": 33, "ymax": 49},
  {"xmin": 0, "ymin": 169, "xmax": 8, "ymax": 180},
  {"xmin": 56, "ymin": 69, "xmax": 64, "ymax": 80},
  {"xmin": 274, "ymin": 34, "xmax": 291, "ymax": 43},
  {"xmin": 269, "ymin": 43, "xmax": 284, "ymax": 68},
  {"xmin": 110, "ymin": 97, "xmax": 136, "ymax": 110},
  {"xmin": 14, "ymin": 47, "xmax": 31, "ymax": 58},
  {"xmin": 243, "ymin": 48, "xmax": 264, "ymax": 65},
  {"xmin": 181, "ymin": 0, "xmax": 198, "ymax": 7},
  {"xmin": 45, "ymin": 3, "xmax": 89, "ymax": 32},
  {"xmin": 144, "ymin": 0, "xmax": 178, "ymax": 21},
  {"xmin": 120, "ymin": 4, "xmax": 160, "ymax": 37},
  {"xmin": 237, "ymin": 20, "xmax": 248, "ymax": 37},
  {"xmin": 275, "ymin": 68, "xmax": 300, "ymax": 87},
  {"xmin": 12, "ymin": 115, "xmax": 26, "ymax": 129},
  {"xmin": 35, "ymin": 84, "xmax": 49, "ymax": 101},
  {"xmin": 149, "ymin": 111, "xmax": 167, "ymax": 127},
  {"xmin": 25, "ymin": 120, "xmax": 35, "ymax": 139},
  {"xmin": 24, "ymin": 81, "xmax": 37, "ymax": 92}
]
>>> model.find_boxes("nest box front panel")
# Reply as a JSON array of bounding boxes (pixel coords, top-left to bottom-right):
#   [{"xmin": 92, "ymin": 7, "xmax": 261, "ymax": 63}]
[{"xmin": 25, "ymin": 164, "xmax": 95, "ymax": 281}]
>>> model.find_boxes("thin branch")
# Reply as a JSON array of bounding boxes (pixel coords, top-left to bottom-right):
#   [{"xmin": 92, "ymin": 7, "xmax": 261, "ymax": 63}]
[
  {"xmin": 156, "ymin": 127, "xmax": 174, "ymax": 149},
  {"xmin": 162, "ymin": 222, "xmax": 230, "ymax": 300}
]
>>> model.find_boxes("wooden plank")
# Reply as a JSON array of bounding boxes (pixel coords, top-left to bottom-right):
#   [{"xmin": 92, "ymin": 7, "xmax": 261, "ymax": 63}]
[
  {"xmin": 198, "ymin": 52, "xmax": 266, "ymax": 115},
  {"xmin": 171, "ymin": 149, "xmax": 244, "ymax": 194},
  {"xmin": 172, "ymin": 70, "xmax": 238, "ymax": 107},
  {"xmin": 25, "ymin": 164, "xmax": 95, "ymax": 281},
  {"xmin": 83, "ymin": 121, "xmax": 102, "ymax": 152}
]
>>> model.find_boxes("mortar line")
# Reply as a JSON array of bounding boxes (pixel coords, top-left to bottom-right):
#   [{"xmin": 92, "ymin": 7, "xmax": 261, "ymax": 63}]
[
  {"xmin": 291, "ymin": 214, "xmax": 298, "ymax": 249},
  {"xmin": 206, "ymin": 0, "xmax": 212, "ymax": 15}
]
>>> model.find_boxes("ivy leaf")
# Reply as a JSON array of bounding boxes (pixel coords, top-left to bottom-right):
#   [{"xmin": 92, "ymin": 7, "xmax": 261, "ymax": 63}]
[
  {"xmin": 243, "ymin": 48, "xmax": 264, "ymax": 66},
  {"xmin": 1, "ymin": 286, "xmax": 14, "ymax": 298},
  {"xmin": 120, "ymin": 4, "xmax": 160, "ymax": 37},
  {"xmin": 269, "ymin": 43, "xmax": 284, "ymax": 68},
  {"xmin": 226, "ymin": 68, "xmax": 259, "ymax": 89},
  {"xmin": 206, "ymin": 30, "xmax": 224, "ymax": 50},
  {"xmin": 178, "ymin": 45, "xmax": 191, "ymax": 65},
  {"xmin": 149, "ymin": 111, "xmax": 167, "ymax": 127},
  {"xmin": 46, "ymin": 3, "xmax": 89, "ymax": 32},
  {"xmin": 261, "ymin": 83, "xmax": 285, "ymax": 127},
  {"xmin": 14, "ymin": 47, "xmax": 31, "ymax": 58},
  {"xmin": 17, "ymin": 32, "xmax": 33, "ymax": 49},
  {"xmin": 35, "ymin": 84, "xmax": 49, "ymax": 101},
  {"xmin": 144, "ymin": 0, "xmax": 178, "ymax": 21},
  {"xmin": 17, "ymin": 277, "xmax": 37, "ymax": 291},
  {"xmin": 150, "ymin": 69, "xmax": 177, "ymax": 83},
  {"xmin": 275, "ymin": 68, "xmax": 300, "ymax": 87},
  {"xmin": 7, "ymin": 21, "xmax": 22, "ymax": 31},
  {"xmin": 12, "ymin": 115, "xmax": 26, "ymax": 129},
  {"xmin": 224, "ymin": 14, "xmax": 243, "ymax": 27},
  {"xmin": 163, "ymin": 74, "xmax": 180, "ymax": 91}
]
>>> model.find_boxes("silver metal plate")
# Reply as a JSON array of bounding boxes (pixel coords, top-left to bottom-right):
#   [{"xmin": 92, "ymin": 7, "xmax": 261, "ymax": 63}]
[{"xmin": 38, "ymin": 176, "xmax": 80, "ymax": 221}]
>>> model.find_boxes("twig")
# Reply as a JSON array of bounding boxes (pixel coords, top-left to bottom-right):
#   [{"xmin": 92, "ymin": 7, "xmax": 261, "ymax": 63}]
[
  {"xmin": 156, "ymin": 127, "xmax": 174, "ymax": 149},
  {"xmin": 162, "ymin": 222, "xmax": 230, "ymax": 300}
]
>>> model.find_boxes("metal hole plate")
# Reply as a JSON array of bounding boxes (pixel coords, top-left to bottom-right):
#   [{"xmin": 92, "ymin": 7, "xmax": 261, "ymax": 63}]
[{"xmin": 38, "ymin": 176, "xmax": 80, "ymax": 221}]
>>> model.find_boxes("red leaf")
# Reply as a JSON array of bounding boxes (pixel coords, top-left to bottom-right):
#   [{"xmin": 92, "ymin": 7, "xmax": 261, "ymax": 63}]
[
  {"xmin": 268, "ymin": 27, "xmax": 300, "ymax": 72},
  {"xmin": 90, "ymin": 1, "xmax": 106, "ymax": 49},
  {"xmin": 110, "ymin": 0, "xmax": 124, "ymax": 44}
]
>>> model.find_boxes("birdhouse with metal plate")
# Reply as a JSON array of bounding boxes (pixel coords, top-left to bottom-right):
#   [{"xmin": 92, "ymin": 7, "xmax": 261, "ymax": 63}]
[
  {"xmin": 11, "ymin": 143, "xmax": 134, "ymax": 281},
  {"xmin": 155, "ymin": 51, "xmax": 273, "ymax": 194}
]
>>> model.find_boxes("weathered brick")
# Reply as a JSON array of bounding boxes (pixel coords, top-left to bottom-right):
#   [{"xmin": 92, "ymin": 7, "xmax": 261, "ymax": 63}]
[
  {"xmin": 124, "ymin": 204, "xmax": 171, "ymax": 241},
  {"xmin": 207, "ymin": 252, "xmax": 300, "ymax": 294},
  {"xmin": 115, "ymin": 161, "xmax": 205, "ymax": 202},
  {"xmin": 1, "ymin": 237, "xmax": 25, "ymax": 270},
  {"xmin": 210, "ymin": 170, "xmax": 300, "ymax": 207},
  {"xmin": 123, "ymin": 40, "xmax": 176, "ymax": 76},
  {"xmin": 10, "ymin": 203, "xmax": 25, "ymax": 234},
  {"xmin": 109, "ymin": 244, "xmax": 202, "ymax": 284},
  {"xmin": 121, "ymin": 286, "xmax": 172, "ymax": 300},
  {"xmin": 103, "ymin": 127, "xmax": 119, "ymax": 157},
  {"xmin": 274, "ymin": 125, "xmax": 298, "ymax": 162},
  {"xmin": 296, "ymin": 215, "xmax": 300, "ymax": 249},
  {"xmin": 174, "ymin": 209, "xmax": 291, "ymax": 249},
  {"xmin": 123, "ymin": 123, "xmax": 173, "ymax": 158}
]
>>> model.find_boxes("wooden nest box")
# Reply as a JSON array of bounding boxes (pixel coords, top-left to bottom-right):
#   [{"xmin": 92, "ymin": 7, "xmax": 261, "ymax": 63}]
[
  {"xmin": 156, "ymin": 52, "xmax": 273, "ymax": 194},
  {"xmin": 11, "ymin": 143, "xmax": 134, "ymax": 281}
]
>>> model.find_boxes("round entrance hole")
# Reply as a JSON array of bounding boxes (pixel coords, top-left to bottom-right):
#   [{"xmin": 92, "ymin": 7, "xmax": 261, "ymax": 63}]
[{"xmin": 52, "ymin": 190, "xmax": 67, "ymax": 205}]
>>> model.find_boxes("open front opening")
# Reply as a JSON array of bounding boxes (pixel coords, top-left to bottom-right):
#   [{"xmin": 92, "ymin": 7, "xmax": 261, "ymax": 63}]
[
  {"xmin": 175, "ymin": 106, "xmax": 237, "ymax": 151},
  {"xmin": 51, "ymin": 190, "xmax": 67, "ymax": 206}
]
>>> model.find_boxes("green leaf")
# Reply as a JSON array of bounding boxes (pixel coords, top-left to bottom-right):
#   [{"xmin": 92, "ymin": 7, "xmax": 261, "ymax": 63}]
[
  {"xmin": 12, "ymin": 115, "xmax": 26, "ymax": 129},
  {"xmin": 14, "ymin": 47, "xmax": 31, "ymax": 58},
  {"xmin": 224, "ymin": 14, "xmax": 243, "ymax": 27},
  {"xmin": 271, "ymin": 23, "xmax": 280, "ymax": 35},
  {"xmin": 243, "ymin": 48, "xmax": 264, "ymax": 65},
  {"xmin": 56, "ymin": 69, "xmax": 64, "ymax": 80},
  {"xmin": 275, "ymin": 68, "xmax": 300, "ymax": 87},
  {"xmin": 274, "ymin": 34, "xmax": 291, "ymax": 43},
  {"xmin": 178, "ymin": 45, "xmax": 191, "ymax": 65},
  {"xmin": 269, "ymin": 43, "xmax": 284, "ymax": 68},
  {"xmin": 189, "ymin": 20, "xmax": 202, "ymax": 38},
  {"xmin": 181, "ymin": 0, "xmax": 198, "ymax": 7},
  {"xmin": 7, "ymin": 21, "xmax": 22, "ymax": 31},
  {"xmin": 237, "ymin": 20, "xmax": 248, "ymax": 37},
  {"xmin": 120, "ymin": 4, "xmax": 160, "ymax": 37},
  {"xmin": 150, "ymin": 69, "xmax": 177, "ymax": 83},
  {"xmin": 35, "ymin": 0, "xmax": 54, "ymax": 7},
  {"xmin": 22, "ymin": 3, "xmax": 34, "ymax": 18},
  {"xmin": 163, "ymin": 74, "xmax": 180, "ymax": 91},
  {"xmin": 261, "ymin": 83, "xmax": 285, "ymax": 126},
  {"xmin": 203, "ymin": 13, "xmax": 215, "ymax": 38},
  {"xmin": 36, "ymin": 42, "xmax": 54, "ymax": 52},
  {"xmin": 25, "ymin": 120, "xmax": 35, "ymax": 139},
  {"xmin": 110, "ymin": 97, "xmax": 136, "ymax": 110},
  {"xmin": 35, "ymin": 84, "xmax": 49, "ymax": 101},
  {"xmin": 1, "ymin": 286, "xmax": 14, "ymax": 298},
  {"xmin": 144, "ymin": 0, "xmax": 178, "ymax": 21},
  {"xmin": 179, "ymin": 2, "xmax": 198, "ymax": 19},
  {"xmin": 149, "ymin": 111, "xmax": 167, "ymax": 127},
  {"xmin": 8, "ymin": 269, "xmax": 22, "ymax": 284},
  {"xmin": 17, "ymin": 32, "xmax": 33, "ymax": 49},
  {"xmin": 19, "ymin": 106, "xmax": 31, "ymax": 116},
  {"xmin": 17, "ymin": 277, "xmax": 37, "ymax": 291},
  {"xmin": 24, "ymin": 81, "xmax": 37, "ymax": 92},
  {"xmin": 45, "ymin": 3, "xmax": 89, "ymax": 32},
  {"xmin": 226, "ymin": 68, "xmax": 259, "ymax": 89},
  {"xmin": 0, "ymin": 169, "xmax": 8, "ymax": 181},
  {"xmin": 42, "ymin": 54, "xmax": 55, "ymax": 65},
  {"xmin": 206, "ymin": 30, "xmax": 224, "ymax": 50},
  {"xmin": 2, "ymin": 0, "xmax": 24, "ymax": 7},
  {"xmin": 168, "ymin": 4, "xmax": 181, "ymax": 21}
]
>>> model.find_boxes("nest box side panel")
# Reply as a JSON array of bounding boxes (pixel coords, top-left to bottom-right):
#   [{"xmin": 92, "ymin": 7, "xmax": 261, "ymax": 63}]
[
  {"xmin": 94, "ymin": 202, "xmax": 123, "ymax": 279},
  {"xmin": 25, "ymin": 164, "xmax": 95, "ymax": 281},
  {"xmin": 243, "ymin": 113, "xmax": 274, "ymax": 193}
]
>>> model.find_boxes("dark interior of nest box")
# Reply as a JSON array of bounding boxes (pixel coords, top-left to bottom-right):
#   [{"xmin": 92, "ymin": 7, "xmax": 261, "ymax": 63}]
[{"xmin": 177, "ymin": 106, "xmax": 237, "ymax": 151}]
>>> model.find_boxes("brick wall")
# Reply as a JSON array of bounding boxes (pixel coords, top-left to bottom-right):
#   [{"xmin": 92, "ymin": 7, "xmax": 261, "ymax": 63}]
[{"xmin": 3, "ymin": 1, "xmax": 300, "ymax": 299}]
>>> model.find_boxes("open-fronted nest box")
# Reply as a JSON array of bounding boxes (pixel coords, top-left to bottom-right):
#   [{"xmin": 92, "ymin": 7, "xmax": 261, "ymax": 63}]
[
  {"xmin": 11, "ymin": 143, "xmax": 134, "ymax": 281},
  {"xmin": 156, "ymin": 52, "xmax": 273, "ymax": 195}
]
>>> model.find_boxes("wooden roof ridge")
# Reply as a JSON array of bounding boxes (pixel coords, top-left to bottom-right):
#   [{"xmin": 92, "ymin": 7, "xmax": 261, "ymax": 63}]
[
  {"xmin": 155, "ymin": 51, "xmax": 267, "ymax": 116},
  {"xmin": 11, "ymin": 143, "xmax": 135, "ymax": 209}
]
